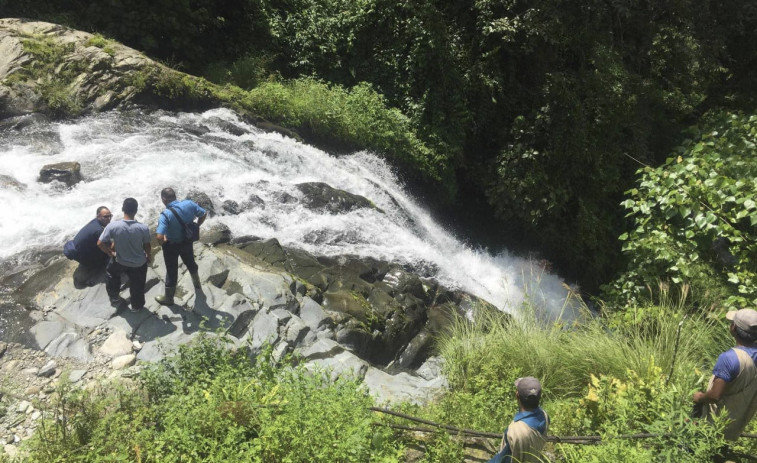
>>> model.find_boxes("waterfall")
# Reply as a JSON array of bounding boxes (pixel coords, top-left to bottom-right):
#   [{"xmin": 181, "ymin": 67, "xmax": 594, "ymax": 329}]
[{"xmin": 0, "ymin": 108, "xmax": 580, "ymax": 321}]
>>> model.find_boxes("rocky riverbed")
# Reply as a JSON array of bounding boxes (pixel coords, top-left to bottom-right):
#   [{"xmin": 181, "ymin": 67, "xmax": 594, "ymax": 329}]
[{"xmin": 0, "ymin": 221, "xmax": 500, "ymax": 457}]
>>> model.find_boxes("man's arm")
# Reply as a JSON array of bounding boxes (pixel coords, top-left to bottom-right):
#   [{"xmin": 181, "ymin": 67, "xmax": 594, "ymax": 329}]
[
  {"xmin": 156, "ymin": 212, "xmax": 168, "ymax": 244},
  {"xmin": 693, "ymin": 378, "xmax": 728, "ymax": 404},
  {"xmin": 97, "ymin": 240, "xmax": 115, "ymax": 257},
  {"xmin": 143, "ymin": 243, "xmax": 152, "ymax": 263}
]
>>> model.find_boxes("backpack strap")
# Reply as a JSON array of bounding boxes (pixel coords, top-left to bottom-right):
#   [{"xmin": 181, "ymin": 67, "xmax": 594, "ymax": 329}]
[{"xmin": 168, "ymin": 207, "xmax": 188, "ymax": 228}]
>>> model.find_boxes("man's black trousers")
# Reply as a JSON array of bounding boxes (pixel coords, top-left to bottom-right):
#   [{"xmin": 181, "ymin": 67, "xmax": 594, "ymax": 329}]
[
  {"xmin": 162, "ymin": 240, "xmax": 198, "ymax": 288},
  {"xmin": 106, "ymin": 259, "xmax": 147, "ymax": 309}
]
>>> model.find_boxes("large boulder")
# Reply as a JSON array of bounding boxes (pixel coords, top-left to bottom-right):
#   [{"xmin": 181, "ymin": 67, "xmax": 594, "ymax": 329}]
[
  {"xmin": 296, "ymin": 182, "xmax": 381, "ymax": 214},
  {"xmin": 38, "ymin": 162, "xmax": 82, "ymax": 187},
  {"xmin": 186, "ymin": 190, "xmax": 215, "ymax": 216},
  {"xmin": 0, "ymin": 19, "xmax": 219, "ymax": 119}
]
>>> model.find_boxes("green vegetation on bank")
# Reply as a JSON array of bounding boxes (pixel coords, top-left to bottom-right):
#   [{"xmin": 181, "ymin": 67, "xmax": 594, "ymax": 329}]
[
  {"xmin": 431, "ymin": 299, "xmax": 757, "ymax": 461},
  {"xmin": 8, "ymin": 34, "xmax": 84, "ymax": 116},
  {"xmin": 150, "ymin": 72, "xmax": 454, "ymax": 192}
]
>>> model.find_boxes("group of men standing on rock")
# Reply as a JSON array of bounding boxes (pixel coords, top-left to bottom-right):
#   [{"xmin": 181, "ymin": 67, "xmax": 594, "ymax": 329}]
[{"xmin": 65, "ymin": 187, "xmax": 206, "ymax": 312}]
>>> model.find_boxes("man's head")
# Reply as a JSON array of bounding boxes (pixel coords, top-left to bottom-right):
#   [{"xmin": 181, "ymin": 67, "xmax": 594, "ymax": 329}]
[
  {"xmin": 515, "ymin": 376, "xmax": 542, "ymax": 410},
  {"xmin": 122, "ymin": 198, "xmax": 138, "ymax": 217},
  {"xmin": 96, "ymin": 206, "xmax": 112, "ymax": 226},
  {"xmin": 727, "ymin": 309, "xmax": 757, "ymax": 344},
  {"xmin": 161, "ymin": 187, "xmax": 177, "ymax": 205}
]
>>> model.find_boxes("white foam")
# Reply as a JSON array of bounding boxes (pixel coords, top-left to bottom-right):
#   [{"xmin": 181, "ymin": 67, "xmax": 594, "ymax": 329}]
[{"xmin": 0, "ymin": 109, "xmax": 579, "ymax": 318}]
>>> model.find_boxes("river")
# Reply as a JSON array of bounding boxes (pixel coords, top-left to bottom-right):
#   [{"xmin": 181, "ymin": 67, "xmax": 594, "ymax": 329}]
[{"xmin": 0, "ymin": 109, "xmax": 580, "ymax": 342}]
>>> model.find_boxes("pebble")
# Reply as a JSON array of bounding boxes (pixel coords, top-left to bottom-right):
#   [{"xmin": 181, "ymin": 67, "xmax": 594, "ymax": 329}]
[
  {"xmin": 38, "ymin": 360, "xmax": 57, "ymax": 378},
  {"xmin": 3, "ymin": 360, "xmax": 20, "ymax": 371},
  {"xmin": 111, "ymin": 354, "xmax": 136, "ymax": 370},
  {"xmin": 24, "ymin": 385, "xmax": 41, "ymax": 396},
  {"xmin": 17, "ymin": 401, "xmax": 30, "ymax": 413},
  {"xmin": 21, "ymin": 367, "xmax": 38, "ymax": 376},
  {"xmin": 3, "ymin": 444, "xmax": 17, "ymax": 458},
  {"xmin": 68, "ymin": 369, "xmax": 87, "ymax": 383},
  {"xmin": 31, "ymin": 411, "xmax": 41, "ymax": 421}
]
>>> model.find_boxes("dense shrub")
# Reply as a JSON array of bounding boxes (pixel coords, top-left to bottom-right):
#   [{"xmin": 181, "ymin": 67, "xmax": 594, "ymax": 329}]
[
  {"xmin": 609, "ymin": 111, "xmax": 757, "ymax": 308},
  {"xmin": 431, "ymin": 302, "xmax": 757, "ymax": 462},
  {"xmin": 22, "ymin": 336, "xmax": 403, "ymax": 462}
]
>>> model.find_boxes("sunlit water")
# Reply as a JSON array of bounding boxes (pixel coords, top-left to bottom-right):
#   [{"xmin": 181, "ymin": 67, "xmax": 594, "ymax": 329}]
[{"xmin": 0, "ymin": 109, "xmax": 579, "ymax": 341}]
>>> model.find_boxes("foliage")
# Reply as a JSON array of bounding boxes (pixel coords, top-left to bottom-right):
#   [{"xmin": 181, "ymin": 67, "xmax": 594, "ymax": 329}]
[
  {"xmin": 85, "ymin": 34, "xmax": 115, "ymax": 55},
  {"xmin": 556, "ymin": 363, "xmax": 728, "ymax": 462},
  {"xmin": 22, "ymin": 335, "xmax": 403, "ymax": 463},
  {"xmin": 609, "ymin": 111, "xmax": 757, "ymax": 308},
  {"xmin": 242, "ymin": 78, "xmax": 454, "ymax": 191},
  {"xmin": 8, "ymin": 34, "xmax": 85, "ymax": 116},
  {"xmin": 438, "ymin": 301, "xmax": 722, "ymax": 402},
  {"xmin": 203, "ymin": 54, "xmax": 273, "ymax": 90}
]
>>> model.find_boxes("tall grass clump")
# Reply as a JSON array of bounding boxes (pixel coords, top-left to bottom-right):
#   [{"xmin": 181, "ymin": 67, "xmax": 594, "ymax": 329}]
[
  {"xmin": 439, "ymin": 286, "xmax": 725, "ymax": 400},
  {"xmin": 429, "ymin": 285, "xmax": 757, "ymax": 461}
]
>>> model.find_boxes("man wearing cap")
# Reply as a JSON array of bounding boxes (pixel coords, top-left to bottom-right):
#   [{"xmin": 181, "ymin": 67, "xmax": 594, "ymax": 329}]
[
  {"xmin": 487, "ymin": 376, "xmax": 549, "ymax": 463},
  {"xmin": 693, "ymin": 308, "xmax": 757, "ymax": 441}
]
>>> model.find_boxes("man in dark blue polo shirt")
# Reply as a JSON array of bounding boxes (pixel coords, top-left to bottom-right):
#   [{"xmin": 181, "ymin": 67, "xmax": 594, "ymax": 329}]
[
  {"xmin": 64, "ymin": 206, "xmax": 112, "ymax": 287},
  {"xmin": 155, "ymin": 187, "xmax": 207, "ymax": 305}
]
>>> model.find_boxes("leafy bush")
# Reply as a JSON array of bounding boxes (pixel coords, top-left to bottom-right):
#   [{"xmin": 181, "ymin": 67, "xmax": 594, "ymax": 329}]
[
  {"xmin": 23, "ymin": 335, "xmax": 404, "ymax": 463},
  {"xmin": 556, "ymin": 362, "xmax": 728, "ymax": 462},
  {"xmin": 609, "ymin": 111, "xmax": 757, "ymax": 308}
]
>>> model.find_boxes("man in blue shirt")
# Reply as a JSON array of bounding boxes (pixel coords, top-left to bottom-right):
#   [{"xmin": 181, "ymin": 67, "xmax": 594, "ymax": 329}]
[
  {"xmin": 97, "ymin": 198, "xmax": 151, "ymax": 312},
  {"xmin": 693, "ymin": 309, "xmax": 757, "ymax": 443},
  {"xmin": 155, "ymin": 187, "xmax": 207, "ymax": 305},
  {"xmin": 65, "ymin": 206, "xmax": 112, "ymax": 287},
  {"xmin": 488, "ymin": 377, "xmax": 549, "ymax": 463}
]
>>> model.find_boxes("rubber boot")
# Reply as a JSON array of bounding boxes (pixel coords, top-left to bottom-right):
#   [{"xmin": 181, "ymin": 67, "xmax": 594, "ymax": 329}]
[
  {"xmin": 190, "ymin": 272, "xmax": 201, "ymax": 289},
  {"xmin": 155, "ymin": 286, "xmax": 175, "ymax": 305}
]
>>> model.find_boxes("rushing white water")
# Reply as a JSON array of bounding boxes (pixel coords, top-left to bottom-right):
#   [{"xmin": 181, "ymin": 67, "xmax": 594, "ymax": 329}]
[{"xmin": 0, "ymin": 109, "xmax": 579, "ymax": 318}]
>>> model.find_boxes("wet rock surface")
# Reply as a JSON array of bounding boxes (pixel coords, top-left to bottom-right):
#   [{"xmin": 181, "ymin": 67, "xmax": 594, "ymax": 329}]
[{"xmin": 296, "ymin": 182, "xmax": 381, "ymax": 214}]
